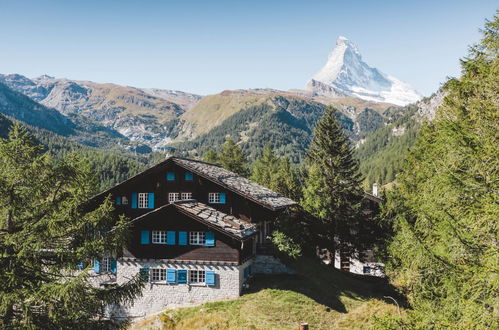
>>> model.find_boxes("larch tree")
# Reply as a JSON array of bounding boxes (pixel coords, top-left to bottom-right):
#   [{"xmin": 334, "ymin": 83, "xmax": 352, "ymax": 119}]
[
  {"xmin": 217, "ymin": 137, "xmax": 249, "ymax": 177},
  {"xmin": 382, "ymin": 13, "xmax": 498, "ymax": 328},
  {"xmin": 0, "ymin": 125, "xmax": 143, "ymax": 329}
]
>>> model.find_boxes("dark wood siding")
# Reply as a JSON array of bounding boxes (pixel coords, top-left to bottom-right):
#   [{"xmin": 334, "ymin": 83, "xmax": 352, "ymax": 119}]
[{"xmin": 126, "ymin": 207, "xmax": 241, "ymax": 262}]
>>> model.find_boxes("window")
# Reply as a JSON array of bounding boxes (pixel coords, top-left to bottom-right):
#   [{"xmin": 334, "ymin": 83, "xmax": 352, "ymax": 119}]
[
  {"xmin": 138, "ymin": 193, "xmax": 148, "ymax": 209},
  {"xmin": 189, "ymin": 270, "xmax": 205, "ymax": 284},
  {"xmin": 184, "ymin": 171, "xmax": 193, "ymax": 181},
  {"xmin": 101, "ymin": 257, "xmax": 112, "ymax": 273},
  {"xmin": 208, "ymin": 193, "xmax": 220, "ymax": 204},
  {"xmin": 152, "ymin": 230, "xmax": 166, "ymax": 244},
  {"xmin": 363, "ymin": 266, "xmax": 371, "ymax": 274},
  {"xmin": 169, "ymin": 192, "xmax": 180, "ymax": 203},
  {"xmin": 189, "ymin": 232, "xmax": 205, "ymax": 245},
  {"xmin": 151, "ymin": 268, "xmax": 166, "ymax": 282},
  {"xmin": 166, "ymin": 172, "xmax": 176, "ymax": 181},
  {"xmin": 181, "ymin": 192, "xmax": 192, "ymax": 200},
  {"xmin": 122, "ymin": 196, "xmax": 128, "ymax": 205}
]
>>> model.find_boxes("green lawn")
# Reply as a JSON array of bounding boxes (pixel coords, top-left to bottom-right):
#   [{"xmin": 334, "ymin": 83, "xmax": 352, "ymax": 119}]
[{"xmin": 130, "ymin": 258, "xmax": 404, "ymax": 330}]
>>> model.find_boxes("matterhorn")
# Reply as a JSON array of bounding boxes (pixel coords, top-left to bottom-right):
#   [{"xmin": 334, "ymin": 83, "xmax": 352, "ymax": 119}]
[{"xmin": 306, "ymin": 36, "xmax": 421, "ymax": 106}]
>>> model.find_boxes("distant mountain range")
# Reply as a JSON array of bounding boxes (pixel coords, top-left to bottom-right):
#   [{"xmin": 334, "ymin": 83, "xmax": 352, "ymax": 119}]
[{"xmin": 306, "ymin": 37, "xmax": 422, "ymax": 106}]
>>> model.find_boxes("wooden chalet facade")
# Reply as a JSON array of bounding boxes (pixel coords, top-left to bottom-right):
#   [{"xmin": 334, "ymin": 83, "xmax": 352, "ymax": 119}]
[{"xmin": 87, "ymin": 156, "xmax": 297, "ymax": 318}]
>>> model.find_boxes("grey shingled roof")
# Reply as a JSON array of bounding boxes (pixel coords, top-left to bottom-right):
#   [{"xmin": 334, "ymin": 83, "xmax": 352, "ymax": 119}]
[
  {"xmin": 173, "ymin": 157, "xmax": 297, "ymax": 210},
  {"xmin": 174, "ymin": 200, "xmax": 256, "ymax": 239},
  {"xmin": 130, "ymin": 200, "xmax": 256, "ymax": 239}
]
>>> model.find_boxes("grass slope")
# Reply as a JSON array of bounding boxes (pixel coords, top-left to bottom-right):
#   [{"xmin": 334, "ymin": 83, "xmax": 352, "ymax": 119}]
[{"xmin": 131, "ymin": 258, "xmax": 404, "ymax": 330}]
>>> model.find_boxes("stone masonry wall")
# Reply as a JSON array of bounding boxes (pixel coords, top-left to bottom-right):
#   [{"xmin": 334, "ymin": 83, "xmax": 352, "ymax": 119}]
[
  {"xmin": 113, "ymin": 259, "xmax": 244, "ymax": 318},
  {"xmin": 252, "ymin": 255, "xmax": 295, "ymax": 275}
]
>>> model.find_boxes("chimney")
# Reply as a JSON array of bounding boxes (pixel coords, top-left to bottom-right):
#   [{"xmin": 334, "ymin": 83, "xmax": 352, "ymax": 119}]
[{"xmin": 372, "ymin": 183, "xmax": 378, "ymax": 197}]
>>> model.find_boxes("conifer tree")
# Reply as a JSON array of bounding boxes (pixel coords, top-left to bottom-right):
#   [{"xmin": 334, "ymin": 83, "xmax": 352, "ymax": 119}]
[
  {"xmin": 302, "ymin": 107, "xmax": 369, "ymax": 259},
  {"xmin": 218, "ymin": 137, "xmax": 249, "ymax": 177},
  {"xmin": 203, "ymin": 149, "xmax": 219, "ymax": 165},
  {"xmin": 0, "ymin": 125, "xmax": 143, "ymax": 328},
  {"xmin": 382, "ymin": 14, "xmax": 498, "ymax": 328}
]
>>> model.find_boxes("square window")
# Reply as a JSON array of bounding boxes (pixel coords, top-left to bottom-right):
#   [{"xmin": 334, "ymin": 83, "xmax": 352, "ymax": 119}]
[
  {"xmin": 151, "ymin": 268, "xmax": 166, "ymax": 282},
  {"xmin": 181, "ymin": 192, "xmax": 192, "ymax": 200},
  {"xmin": 169, "ymin": 193, "xmax": 180, "ymax": 203},
  {"xmin": 184, "ymin": 172, "xmax": 193, "ymax": 181},
  {"xmin": 167, "ymin": 172, "xmax": 176, "ymax": 181},
  {"xmin": 208, "ymin": 193, "xmax": 220, "ymax": 204},
  {"xmin": 152, "ymin": 230, "xmax": 167, "ymax": 244},
  {"xmin": 189, "ymin": 232, "xmax": 205, "ymax": 245},
  {"xmin": 122, "ymin": 196, "xmax": 128, "ymax": 205},
  {"xmin": 138, "ymin": 193, "xmax": 149, "ymax": 209},
  {"xmin": 189, "ymin": 270, "xmax": 205, "ymax": 284}
]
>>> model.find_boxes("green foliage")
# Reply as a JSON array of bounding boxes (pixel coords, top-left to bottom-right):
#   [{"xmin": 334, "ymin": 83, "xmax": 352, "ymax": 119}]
[
  {"xmin": 382, "ymin": 13, "xmax": 499, "ymax": 328},
  {"xmin": 205, "ymin": 137, "xmax": 250, "ymax": 177},
  {"xmin": 354, "ymin": 104, "xmax": 421, "ymax": 188},
  {"xmin": 251, "ymin": 144, "xmax": 302, "ymax": 201},
  {"xmin": 0, "ymin": 124, "xmax": 144, "ymax": 328},
  {"xmin": 302, "ymin": 107, "xmax": 373, "ymax": 257},
  {"xmin": 271, "ymin": 231, "xmax": 302, "ymax": 259},
  {"xmin": 202, "ymin": 149, "xmax": 219, "ymax": 165}
]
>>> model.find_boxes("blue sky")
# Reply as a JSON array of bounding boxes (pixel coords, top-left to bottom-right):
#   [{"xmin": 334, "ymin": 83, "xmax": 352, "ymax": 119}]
[{"xmin": 0, "ymin": 1, "xmax": 496, "ymax": 96}]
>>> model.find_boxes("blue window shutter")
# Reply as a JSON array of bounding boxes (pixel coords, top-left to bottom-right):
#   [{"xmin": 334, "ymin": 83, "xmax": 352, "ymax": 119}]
[
  {"xmin": 167, "ymin": 269, "xmax": 176, "ymax": 284},
  {"xmin": 131, "ymin": 193, "xmax": 138, "ymax": 209},
  {"xmin": 167, "ymin": 172, "xmax": 176, "ymax": 181},
  {"xmin": 178, "ymin": 270, "xmax": 187, "ymax": 284},
  {"xmin": 94, "ymin": 259, "xmax": 100, "ymax": 274},
  {"xmin": 244, "ymin": 267, "xmax": 249, "ymax": 279},
  {"xmin": 148, "ymin": 193, "xmax": 155, "ymax": 209},
  {"xmin": 141, "ymin": 230, "xmax": 150, "ymax": 244},
  {"xmin": 116, "ymin": 196, "xmax": 121, "ymax": 205},
  {"xmin": 206, "ymin": 270, "xmax": 215, "ymax": 286},
  {"xmin": 167, "ymin": 231, "xmax": 176, "ymax": 245},
  {"xmin": 110, "ymin": 258, "xmax": 117, "ymax": 274},
  {"xmin": 139, "ymin": 267, "xmax": 150, "ymax": 281},
  {"xmin": 178, "ymin": 231, "xmax": 188, "ymax": 245},
  {"xmin": 205, "ymin": 232, "xmax": 215, "ymax": 247},
  {"xmin": 219, "ymin": 192, "xmax": 226, "ymax": 204},
  {"xmin": 184, "ymin": 171, "xmax": 193, "ymax": 181},
  {"xmin": 77, "ymin": 261, "xmax": 85, "ymax": 270}
]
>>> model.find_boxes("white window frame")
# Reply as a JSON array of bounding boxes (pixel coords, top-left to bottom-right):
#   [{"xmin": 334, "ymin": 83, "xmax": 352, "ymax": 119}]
[
  {"xmin": 189, "ymin": 270, "xmax": 206, "ymax": 284},
  {"xmin": 189, "ymin": 231, "xmax": 205, "ymax": 245},
  {"xmin": 101, "ymin": 257, "xmax": 112, "ymax": 273},
  {"xmin": 168, "ymin": 192, "xmax": 180, "ymax": 203},
  {"xmin": 122, "ymin": 196, "xmax": 128, "ymax": 205},
  {"xmin": 138, "ymin": 193, "xmax": 149, "ymax": 209},
  {"xmin": 208, "ymin": 192, "xmax": 220, "ymax": 204},
  {"xmin": 152, "ymin": 230, "xmax": 166, "ymax": 244},
  {"xmin": 181, "ymin": 192, "xmax": 192, "ymax": 200},
  {"xmin": 151, "ymin": 268, "xmax": 166, "ymax": 282}
]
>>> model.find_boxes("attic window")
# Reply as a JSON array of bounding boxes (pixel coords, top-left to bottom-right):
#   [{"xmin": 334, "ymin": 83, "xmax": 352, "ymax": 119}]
[{"xmin": 122, "ymin": 196, "xmax": 128, "ymax": 205}]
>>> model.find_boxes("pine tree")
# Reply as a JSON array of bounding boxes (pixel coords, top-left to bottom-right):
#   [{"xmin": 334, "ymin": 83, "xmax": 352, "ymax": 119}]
[
  {"xmin": 382, "ymin": 13, "xmax": 499, "ymax": 328},
  {"xmin": 0, "ymin": 125, "xmax": 143, "ymax": 328},
  {"xmin": 218, "ymin": 137, "xmax": 249, "ymax": 177},
  {"xmin": 302, "ymin": 107, "xmax": 369, "ymax": 260},
  {"xmin": 203, "ymin": 149, "xmax": 219, "ymax": 165}
]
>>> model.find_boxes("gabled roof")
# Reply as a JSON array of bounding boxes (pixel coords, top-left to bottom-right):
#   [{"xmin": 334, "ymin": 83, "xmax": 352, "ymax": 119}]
[
  {"xmin": 131, "ymin": 200, "xmax": 257, "ymax": 240},
  {"xmin": 363, "ymin": 192, "xmax": 383, "ymax": 204},
  {"xmin": 92, "ymin": 156, "xmax": 297, "ymax": 211},
  {"xmin": 172, "ymin": 157, "xmax": 297, "ymax": 210}
]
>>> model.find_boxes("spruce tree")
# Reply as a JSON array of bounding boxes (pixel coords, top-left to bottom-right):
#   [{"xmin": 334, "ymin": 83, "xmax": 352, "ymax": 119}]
[
  {"xmin": 203, "ymin": 149, "xmax": 219, "ymax": 165},
  {"xmin": 382, "ymin": 14, "xmax": 498, "ymax": 328},
  {"xmin": 0, "ymin": 125, "xmax": 143, "ymax": 329},
  {"xmin": 302, "ymin": 107, "xmax": 369, "ymax": 260},
  {"xmin": 218, "ymin": 137, "xmax": 249, "ymax": 177}
]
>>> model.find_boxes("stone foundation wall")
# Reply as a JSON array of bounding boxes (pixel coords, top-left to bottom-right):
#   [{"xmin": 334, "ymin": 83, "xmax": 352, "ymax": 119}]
[
  {"xmin": 112, "ymin": 259, "xmax": 244, "ymax": 318},
  {"xmin": 252, "ymin": 255, "xmax": 295, "ymax": 275}
]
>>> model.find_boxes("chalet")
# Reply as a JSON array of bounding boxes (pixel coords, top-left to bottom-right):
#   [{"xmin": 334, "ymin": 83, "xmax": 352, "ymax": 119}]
[{"xmin": 87, "ymin": 156, "xmax": 297, "ymax": 318}]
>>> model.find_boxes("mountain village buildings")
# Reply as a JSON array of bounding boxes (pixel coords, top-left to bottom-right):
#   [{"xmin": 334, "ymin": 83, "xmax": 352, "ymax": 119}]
[{"xmin": 86, "ymin": 156, "xmax": 383, "ymax": 318}]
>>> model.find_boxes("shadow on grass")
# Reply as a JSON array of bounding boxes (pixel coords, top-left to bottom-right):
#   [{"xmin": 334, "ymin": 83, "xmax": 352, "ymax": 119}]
[{"xmin": 243, "ymin": 256, "xmax": 407, "ymax": 314}]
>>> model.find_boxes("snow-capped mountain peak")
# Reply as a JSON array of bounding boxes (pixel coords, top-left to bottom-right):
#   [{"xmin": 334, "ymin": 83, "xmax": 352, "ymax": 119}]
[{"xmin": 307, "ymin": 36, "xmax": 421, "ymax": 106}]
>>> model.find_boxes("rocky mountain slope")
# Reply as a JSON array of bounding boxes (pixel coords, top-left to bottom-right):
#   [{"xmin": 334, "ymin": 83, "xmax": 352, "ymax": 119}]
[
  {"xmin": 0, "ymin": 74, "xmax": 201, "ymax": 149},
  {"xmin": 307, "ymin": 37, "xmax": 422, "ymax": 106}
]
